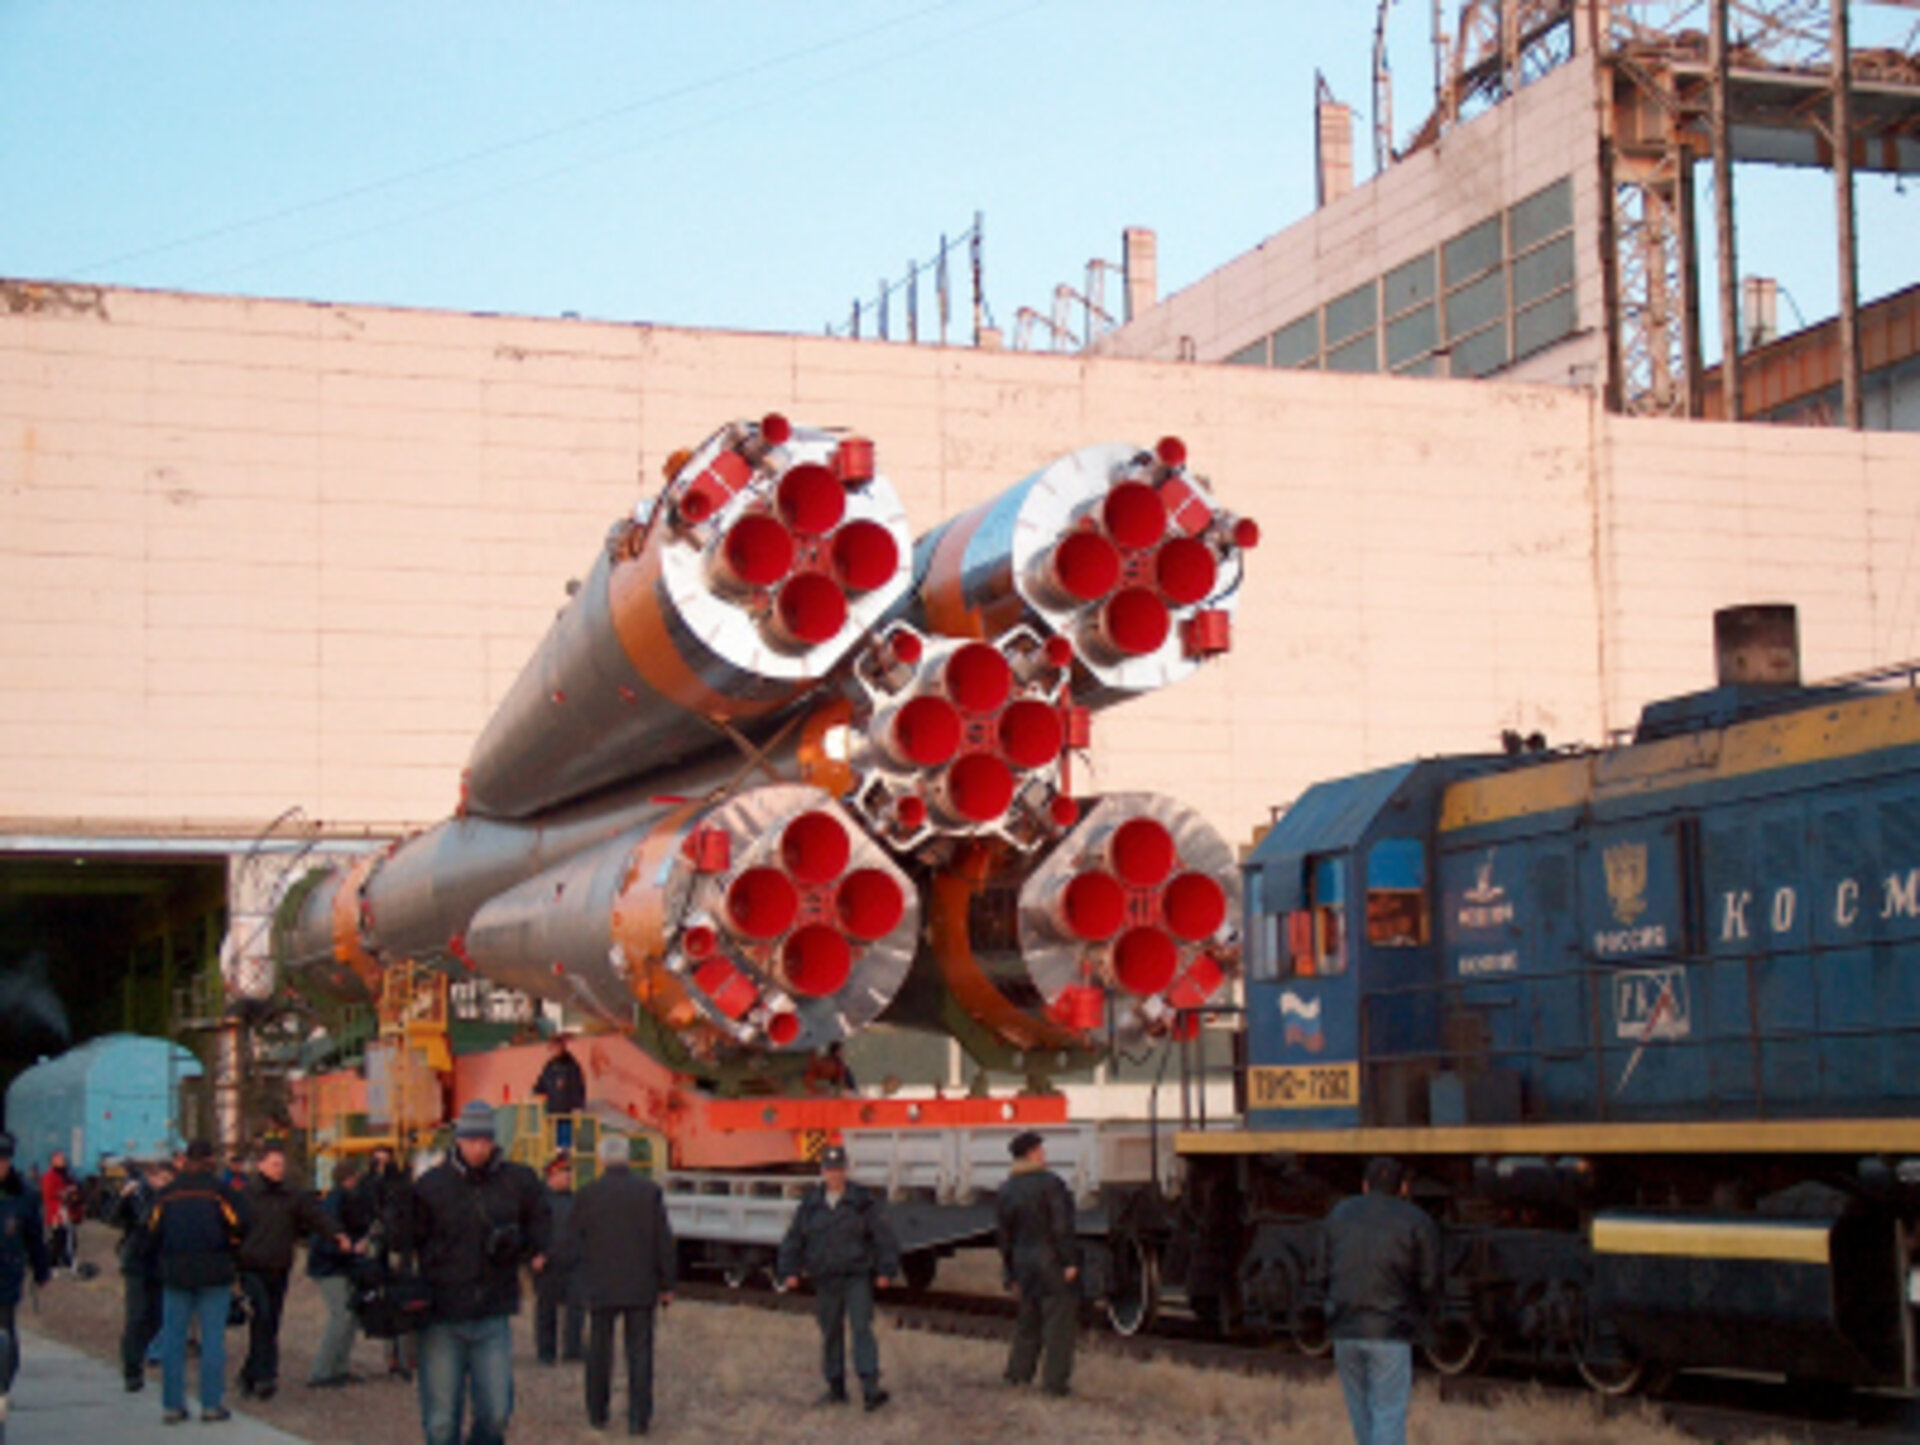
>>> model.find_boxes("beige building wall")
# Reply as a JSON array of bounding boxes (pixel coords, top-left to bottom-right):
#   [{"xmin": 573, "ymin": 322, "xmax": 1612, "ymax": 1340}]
[
  {"xmin": 1091, "ymin": 52, "xmax": 1607, "ymax": 390},
  {"xmin": 5, "ymin": 280, "xmax": 1920, "ymax": 862}
]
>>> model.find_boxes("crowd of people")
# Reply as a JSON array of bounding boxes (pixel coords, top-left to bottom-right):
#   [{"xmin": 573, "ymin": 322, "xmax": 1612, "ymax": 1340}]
[{"xmin": 0, "ymin": 1059, "xmax": 1436, "ymax": 1445}]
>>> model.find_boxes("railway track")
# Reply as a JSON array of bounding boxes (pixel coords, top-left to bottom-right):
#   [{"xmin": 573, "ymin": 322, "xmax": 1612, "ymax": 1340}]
[{"xmin": 677, "ymin": 1277, "xmax": 1920, "ymax": 1443}]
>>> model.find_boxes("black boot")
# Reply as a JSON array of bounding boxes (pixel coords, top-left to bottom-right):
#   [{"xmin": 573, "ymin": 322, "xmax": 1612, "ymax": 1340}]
[{"xmin": 816, "ymin": 1382, "xmax": 849, "ymax": 1406}]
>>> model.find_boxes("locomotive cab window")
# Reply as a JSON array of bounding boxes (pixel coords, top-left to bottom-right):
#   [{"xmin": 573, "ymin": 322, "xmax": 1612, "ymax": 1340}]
[
  {"xmin": 1287, "ymin": 854, "xmax": 1349, "ymax": 976},
  {"xmin": 1365, "ymin": 838, "xmax": 1428, "ymax": 947}
]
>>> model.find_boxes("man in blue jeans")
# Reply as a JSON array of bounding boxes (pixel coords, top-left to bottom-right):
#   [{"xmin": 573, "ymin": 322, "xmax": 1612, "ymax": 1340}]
[
  {"xmin": 1319, "ymin": 1157, "xmax": 1439, "ymax": 1445},
  {"xmin": 392, "ymin": 1101, "xmax": 550, "ymax": 1445},
  {"xmin": 147, "ymin": 1139, "xmax": 247, "ymax": 1425}
]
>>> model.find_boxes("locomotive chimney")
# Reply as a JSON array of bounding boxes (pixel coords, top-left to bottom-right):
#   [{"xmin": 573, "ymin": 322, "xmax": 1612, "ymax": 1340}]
[{"xmin": 1714, "ymin": 604, "xmax": 1800, "ymax": 687}]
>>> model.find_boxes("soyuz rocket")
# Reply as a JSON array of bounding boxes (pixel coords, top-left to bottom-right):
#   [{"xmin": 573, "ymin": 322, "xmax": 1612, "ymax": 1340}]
[{"xmin": 273, "ymin": 415, "xmax": 1257, "ymax": 1082}]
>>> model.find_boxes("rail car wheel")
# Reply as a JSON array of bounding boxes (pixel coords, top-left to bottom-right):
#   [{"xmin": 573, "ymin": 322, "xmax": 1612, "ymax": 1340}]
[
  {"xmin": 721, "ymin": 1264, "xmax": 755, "ymax": 1290},
  {"xmin": 1292, "ymin": 1305, "xmax": 1332, "ymax": 1359},
  {"xmin": 901, "ymin": 1252, "xmax": 938, "ymax": 1294},
  {"xmin": 1423, "ymin": 1317, "xmax": 1492, "ymax": 1377},
  {"xmin": 1105, "ymin": 1234, "xmax": 1160, "ymax": 1337}
]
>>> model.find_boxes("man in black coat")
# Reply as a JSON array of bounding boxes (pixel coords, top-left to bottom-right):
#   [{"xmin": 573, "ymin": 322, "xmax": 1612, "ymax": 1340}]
[
  {"xmin": 0, "ymin": 1133, "xmax": 52, "ymax": 1405},
  {"xmin": 995, "ymin": 1131, "xmax": 1079, "ymax": 1396},
  {"xmin": 531, "ymin": 1036, "xmax": 588, "ymax": 1148},
  {"xmin": 534, "ymin": 1153, "xmax": 584, "ymax": 1366},
  {"xmin": 778, "ymin": 1144, "xmax": 899, "ymax": 1411},
  {"xmin": 237, "ymin": 1141, "xmax": 342, "ymax": 1401},
  {"xmin": 148, "ymin": 1139, "xmax": 248, "ymax": 1424},
  {"xmin": 362, "ymin": 1144, "xmax": 416, "ymax": 1380},
  {"xmin": 567, "ymin": 1135, "xmax": 675, "ymax": 1435},
  {"xmin": 1319, "ymin": 1156, "xmax": 1440, "ymax": 1445},
  {"xmin": 111, "ymin": 1156, "xmax": 173, "ymax": 1391},
  {"xmin": 393, "ymin": 1100, "xmax": 551, "ymax": 1445}
]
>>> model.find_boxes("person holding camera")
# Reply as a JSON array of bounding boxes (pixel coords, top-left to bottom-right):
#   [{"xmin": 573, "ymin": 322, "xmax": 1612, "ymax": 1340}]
[
  {"xmin": 111, "ymin": 1156, "xmax": 173, "ymax": 1391},
  {"xmin": 393, "ymin": 1100, "xmax": 550, "ymax": 1445}
]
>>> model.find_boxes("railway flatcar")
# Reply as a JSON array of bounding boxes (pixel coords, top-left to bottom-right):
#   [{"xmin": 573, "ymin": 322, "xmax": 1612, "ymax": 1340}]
[{"xmin": 1159, "ymin": 606, "xmax": 1920, "ymax": 1394}]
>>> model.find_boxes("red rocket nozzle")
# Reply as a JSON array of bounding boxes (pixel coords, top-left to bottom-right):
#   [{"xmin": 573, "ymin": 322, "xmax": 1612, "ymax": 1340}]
[
  {"xmin": 759, "ymin": 413, "xmax": 793, "ymax": 446},
  {"xmin": 894, "ymin": 794, "xmax": 928, "ymax": 830},
  {"xmin": 1100, "ymin": 588, "xmax": 1172, "ymax": 657},
  {"xmin": 1156, "ymin": 436, "xmax": 1188, "ymax": 468},
  {"xmin": 946, "ymin": 643, "xmax": 1013, "ymax": 715},
  {"xmin": 1048, "ymin": 531, "xmax": 1122, "ymax": 603},
  {"xmin": 726, "ymin": 867, "xmax": 800, "ymax": 941},
  {"xmin": 720, "ymin": 513, "xmax": 797, "ymax": 589},
  {"xmin": 1113, "ymin": 926, "xmax": 1180, "ymax": 996},
  {"xmin": 683, "ymin": 924, "xmax": 719, "ymax": 959},
  {"xmin": 888, "ymin": 628, "xmax": 924, "ymax": 666},
  {"xmin": 780, "ymin": 810, "xmax": 851, "ymax": 886},
  {"xmin": 1044, "ymin": 635, "xmax": 1076, "ymax": 669},
  {"xmin": 1110, "ymin": 817, "xmax": 1177, "ymax": 888},
  {"xmin": 830, "ymin": 519, "xmax": 900, "ymax": 594},
  {"xmin": 782, "ymin": 924, "xmax": 853, "ymax": 997},
  {"xmin": 777, "ymin": 463, "xmax": 847, "ymax": 537},
  {"xmin": 997, "ymin": 699, "xmax": 1065, "ymax": 770},
  {"xmin": 836, "ymin": 867, "xmax": 907, "ymax": 941},
  {"xmin": 1155, "ymin": 536, "xmax": 1218, "ymax": 606},
  {"xmin": 1061, "ymin": 871, "xmax": 1126, "ymax": 942},
  {"xmin": 1102, "ymin": 481, "xmax": 1169, "ymax": 550},
  {"xmin": 766, "ymin": 1012, "xmax": 802, "ymax": 1047},
  {"xmin": 890, "ymin": 695, "xmax": 963, "ymax": 767},
  {"xmin": 1050, "ymin": 795, "xmax": 1080, "ymax": 828},
  {"xmin": 1232, "ymin": 516, "xmax": 1261, "ymax": 550},
  {"xmin": 943, "ymin": 753, "xmax": 1016, "ymax": 822},
  {"xmin": 1164, "ymin": 871, "xmax": 1229, "ymax": 941},
  {"xmin": 775, "ymin": 573, "xmax": 848, "ymax": 645}
]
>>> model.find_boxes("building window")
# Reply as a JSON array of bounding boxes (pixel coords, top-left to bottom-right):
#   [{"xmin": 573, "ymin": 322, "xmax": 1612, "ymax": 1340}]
[
  {"xmin": 1506, "ymin": 178, "xmax": 1577, "ymax": 362},
  {"xmin": 1270, "ymin": 313, "xmax": 1320, "ymax": 369},
  {"xmin": 1226, "ymin": 336, "xmax": 1268, "ymax": 366}
]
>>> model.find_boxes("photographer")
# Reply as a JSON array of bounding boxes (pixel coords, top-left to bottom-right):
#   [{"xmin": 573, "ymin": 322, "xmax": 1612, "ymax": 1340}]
[{"xmin": 392, "ymin": 1100, "xmax": 550, "ymax": 1445}]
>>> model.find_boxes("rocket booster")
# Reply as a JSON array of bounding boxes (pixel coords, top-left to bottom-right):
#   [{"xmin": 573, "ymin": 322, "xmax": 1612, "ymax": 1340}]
[
  {"xmin": 917, "ymin": 794, "xmax": 1243, "ymax": 1054},
  {"xmin": 462, "ymin": 417, "xmax": 911, "ymax": 820},
  {"xmin": 270, "ymin": 419, "xmax": 1254, "ymax": 1083},
  {"xmin": 899, "ymin": 439, "xmax": 1258, "ymax": 708}
]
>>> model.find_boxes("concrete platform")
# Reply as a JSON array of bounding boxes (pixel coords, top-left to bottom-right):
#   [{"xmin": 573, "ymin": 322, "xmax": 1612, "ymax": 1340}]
[{"xmin": 5, "ymin": 1327, "xmax": 306, "ymax": 1444}]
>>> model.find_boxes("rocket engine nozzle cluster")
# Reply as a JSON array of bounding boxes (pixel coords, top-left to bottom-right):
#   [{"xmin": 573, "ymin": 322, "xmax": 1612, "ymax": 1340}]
[{"xmin": 272, "ymin": 417, "xmax": 1252, "ymax": 1078}]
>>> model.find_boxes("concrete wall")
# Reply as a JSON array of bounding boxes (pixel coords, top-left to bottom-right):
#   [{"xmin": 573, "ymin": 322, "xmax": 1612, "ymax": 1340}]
[
  {"xmin": 6, "ymin": 279, "xmax": 1920, "ymax": 859},
  {"xmin": 1091, "ymin": 53, "xmax": 1608, "ymax": 390}
]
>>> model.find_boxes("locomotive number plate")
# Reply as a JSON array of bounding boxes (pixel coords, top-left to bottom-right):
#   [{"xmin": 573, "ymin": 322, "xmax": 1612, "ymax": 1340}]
[{"xmin": 1249, "ymin": 1063, "xmax": 1359, "ymax": 1109}]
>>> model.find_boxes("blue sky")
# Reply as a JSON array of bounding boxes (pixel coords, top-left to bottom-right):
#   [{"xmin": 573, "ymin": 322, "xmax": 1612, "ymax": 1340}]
[{"xmin": 0, "ymin": 2, "xmax": 1911, "ymax": 355}]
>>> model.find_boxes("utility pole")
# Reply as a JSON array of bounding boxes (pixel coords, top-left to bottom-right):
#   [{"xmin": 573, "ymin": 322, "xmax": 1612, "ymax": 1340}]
[
  {"xmin": 1709, "ymin": 0, "xmax": 1742, "ymax": 421},
  {"xmin": 1832, "ymin": 0, "xmax": 1863, "ymax": 428}
]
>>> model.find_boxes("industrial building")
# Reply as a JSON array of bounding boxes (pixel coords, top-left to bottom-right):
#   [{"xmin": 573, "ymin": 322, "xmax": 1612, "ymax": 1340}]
[{"xmin": 1, "ymin": 1, "xmax": 1917, "ymax": 1118}]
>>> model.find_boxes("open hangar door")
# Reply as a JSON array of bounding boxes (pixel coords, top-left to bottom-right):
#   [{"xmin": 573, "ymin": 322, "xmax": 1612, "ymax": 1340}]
[{"xmin": 0, "ymin": 846, "xmax": 227, "ymax": 1112}]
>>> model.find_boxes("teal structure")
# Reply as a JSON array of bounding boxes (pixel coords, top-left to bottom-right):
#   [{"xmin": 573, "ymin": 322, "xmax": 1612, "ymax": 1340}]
[{"xmin": 5, "ymin": 1033, "xmax": 202, "ymax": 1173}]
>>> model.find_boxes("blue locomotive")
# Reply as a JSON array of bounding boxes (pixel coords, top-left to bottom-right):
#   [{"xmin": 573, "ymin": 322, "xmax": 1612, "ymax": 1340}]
[{"xmin": 1163, "ymin": 606, "xmax": 1920, "ymax": 1393}]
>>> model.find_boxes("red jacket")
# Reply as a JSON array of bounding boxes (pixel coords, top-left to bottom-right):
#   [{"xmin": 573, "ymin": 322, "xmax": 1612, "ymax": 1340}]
[{"xmin": 41, "ymin": 1164, "xmax": 76, "ymax": 1227}]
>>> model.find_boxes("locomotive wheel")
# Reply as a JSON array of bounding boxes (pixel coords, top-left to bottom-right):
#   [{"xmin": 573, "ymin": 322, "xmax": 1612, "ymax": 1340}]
[
  {"xmin": 1423, "ymin": 1317, "xmax": 1492, "ymax": 1377},
  {"xmin": 1105, "ymin": 1234, "xmax": 1160, "ymax": 1337},
  {"xmin": 1574, "ymin": 1321, "xmax": 1650, "ymax": 1397},
  {"xmin": 721, "ymin": 1263, "xmax": 755, "ymax": 1290}
]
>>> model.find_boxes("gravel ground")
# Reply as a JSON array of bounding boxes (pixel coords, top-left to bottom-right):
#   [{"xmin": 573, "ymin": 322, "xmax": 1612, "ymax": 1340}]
[{"xmin": 29, "ymin": 1225, "xmax": 1749, "ymax": 1444}]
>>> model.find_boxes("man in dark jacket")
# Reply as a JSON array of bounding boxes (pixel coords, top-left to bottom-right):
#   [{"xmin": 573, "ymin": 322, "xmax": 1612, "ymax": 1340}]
[
  {"xmin": 394, "ymin": 1100, "xmax": 550, "ymax": 1445},
  {"xmin": 995, "ymin": 1131, "xmax": 1079, "ymax": 1396},
  {"xmin": 0, "ymin": 1133, "xmax": 52, "ymax": 1404},
  {"xmin": 568, "ymin": 1135, "xmax": 675, "ymax": 1435},
  {"xmin": 112, "ymin": 1156, "xmax": 173, "ymax": 1391},
  {"xmin": 306, "ymin": 1155, "xmax": 377, "ymax": 1387},
  {"xmin": 1319, "ymin": 1157, "xmax": 1439, "ymax": 1445},
  {"xmin": 534, "ymin": 1153, "xmax": 584, "ymax": 1366},
  {"xmin": 531, "ymin": 1037, "xmax": 588, "ymax": 1148},
  {"xmin": 237, "ymin": 1141, "xmax": 341, "ymax": 1400},
  {"xmin": 778, "ymin": 1144, "xmax": 899, "ymax": 1411},
  {"xmin": 363, "ymin": 1144, "xmax": 416, "ymax": 1381},
  {"xmin": 149, "ymin": 1139, "xmax": 248, "ymax": 1424}
]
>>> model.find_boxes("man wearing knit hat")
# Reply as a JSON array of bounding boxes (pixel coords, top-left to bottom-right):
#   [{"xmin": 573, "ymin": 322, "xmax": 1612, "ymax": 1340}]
[
  {"xmin": 391, "ymin": 1100, "xmax": 550, "ymax": 1445},
  {"xmin": 995, "ymin": 1131, "xmax": 1079, "ymax": 1397}
]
